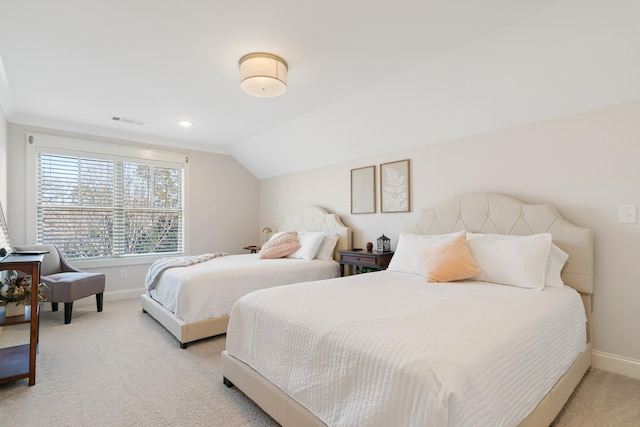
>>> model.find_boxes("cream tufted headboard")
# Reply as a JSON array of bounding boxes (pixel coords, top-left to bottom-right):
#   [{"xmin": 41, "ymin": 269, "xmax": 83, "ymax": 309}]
[
  {"xmin": 406, "ymin": 193, "xmax": 593, "ymax": 295},
  {"xmin": 279, "ymin": 206, "xmax": 352, "ymax": 261}
]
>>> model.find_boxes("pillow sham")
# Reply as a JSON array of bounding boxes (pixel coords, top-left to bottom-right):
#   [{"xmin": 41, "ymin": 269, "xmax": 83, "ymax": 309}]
[
  {"xmin": 421, "ymin": 234, "xmax": 481, "ymax": 282},
  {"xmin": 287, "ymin": 231, "xmax": 325, "ymax": 260},
  {"xmin": 267, "ymin": 231, "xmax": 288, "ymax": 242},
  {"xmin": 466, "ymin": 232, "xmax": 552, "ymax": 290},
  {"xmin": 315, "ymin": 233, "xmax": 340, "ymax": 261},
  {"xmin": 387, "ymin": 231, "xmax": 465, "ymax": 275},
  {"xmin": 259, "ymin": 231, "xmax": 300, "ymax": 259},
  {"xmin": 545, "ymin": 244, "xmax": 569, "ymax": 288}
]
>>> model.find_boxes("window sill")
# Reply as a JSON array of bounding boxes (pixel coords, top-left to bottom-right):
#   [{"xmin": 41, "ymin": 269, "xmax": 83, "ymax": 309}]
[{"xmin": 71, "ymin": 253, "xmax": 183, "ymax": 269}]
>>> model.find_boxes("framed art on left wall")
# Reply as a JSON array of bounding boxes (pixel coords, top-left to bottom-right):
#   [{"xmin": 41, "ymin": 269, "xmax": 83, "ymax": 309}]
[{"xmin": 351, "ymin": 165, "xmax": 376, "ymax": 214}]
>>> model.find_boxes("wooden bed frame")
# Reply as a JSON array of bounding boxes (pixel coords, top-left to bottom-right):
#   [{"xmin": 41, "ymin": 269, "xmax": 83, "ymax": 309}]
[
  {"xmin": 141, "ymin": 206, "xmax": 352, "ymax": 348},
  {"xmin": 222, "ymin": 193, "xmax": 593, "ymax": 426}
]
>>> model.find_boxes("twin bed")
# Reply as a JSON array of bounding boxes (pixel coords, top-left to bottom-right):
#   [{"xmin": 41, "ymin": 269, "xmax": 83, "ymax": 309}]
[
  {"xmin": 221, "ymin": 193, "xmax": 594, "ymax": 426},
  {"xmin": 141, "ymin": 206, "xmax": 352, "ymax": 348}
]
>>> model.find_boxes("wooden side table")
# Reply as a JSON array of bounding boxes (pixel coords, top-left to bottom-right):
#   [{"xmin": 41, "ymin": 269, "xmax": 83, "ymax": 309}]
[
  {"xmin": 338, "ymin": 250, "xmax": 394, "ymax": 276},
  {"xmin": 0, "ymin": 254, "xmax": 44, "ymax": 386},
  {"xmin": 243, "ymin": 246, "xmax": 261, "ymax": 253}
]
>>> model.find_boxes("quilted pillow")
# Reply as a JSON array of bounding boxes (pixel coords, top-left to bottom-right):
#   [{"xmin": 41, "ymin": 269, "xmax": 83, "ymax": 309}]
[
  {"xmin": 466, "ymin": 232, "xmax": 552, "ymax": 290},
  {"xmin": 545, "ymin": 244, "xmax": 569, "ymax": 288},
  {"xmin": 259, "ymin": 232, "xmax": 300, "ymax": 259},
  {"xmin": 421, "ymin": 234, "xmax": 481, "ymax": 282},
  {"xmin": 287, "ymin": 231, "xmax": 326, "ymax": 260},
  {"xmin": 315, "ymin": 233, "xmax": 340, "ymax": 261},
  {"xmin": 387, "ymin": 231, "xmax": 465, "ymax": 275}
]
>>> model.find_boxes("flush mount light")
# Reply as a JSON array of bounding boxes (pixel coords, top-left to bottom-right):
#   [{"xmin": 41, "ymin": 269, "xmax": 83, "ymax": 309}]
[
  {"xmin": 239, "ymin": 53, "xmax": 287, "ymax": 98},
  {"xmin": 178, "ymin": 120, "xmax": 193, "ymax": 127}
]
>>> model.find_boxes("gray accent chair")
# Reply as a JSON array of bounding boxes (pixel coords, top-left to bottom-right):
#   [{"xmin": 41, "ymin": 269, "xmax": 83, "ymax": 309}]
[{"xmin": 14, "ymin": 244, "xmax": 105, "ymax": 324}]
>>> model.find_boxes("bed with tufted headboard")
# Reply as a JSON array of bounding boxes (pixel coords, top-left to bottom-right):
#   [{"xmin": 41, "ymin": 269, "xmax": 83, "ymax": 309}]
[
  {"xmin": 222, "ymin": 193, "xmax": 593, "ymax": 426},
  {"xmin": 141, "ymin": 206, "xmax": 351, "ymax": 348},
  {"xmin": 405, "ymin": 192, "xmax": 593, "ymax": 344}
]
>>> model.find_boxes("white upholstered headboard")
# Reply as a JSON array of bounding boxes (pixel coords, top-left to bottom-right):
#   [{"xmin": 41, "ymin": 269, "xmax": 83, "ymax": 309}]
[
  {"xmin": 406, "ymin": 193, "xmax": 593, "ymax": 295},
  {"xmin": 279, "ymin": 206, "xmax": 352, "ymax": 261}
]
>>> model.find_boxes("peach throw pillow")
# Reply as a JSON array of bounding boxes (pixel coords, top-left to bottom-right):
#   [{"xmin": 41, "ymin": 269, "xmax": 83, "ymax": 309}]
[
  {"xmin": 259, "ymin": 231, "xmax": 301, "ymax": 259},
  {"xmin": 421, "ymin": 234, "xmax": 481, "ymax": 282}
]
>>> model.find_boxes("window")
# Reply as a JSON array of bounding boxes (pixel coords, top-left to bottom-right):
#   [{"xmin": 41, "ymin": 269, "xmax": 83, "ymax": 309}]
[{"xmin": 27, "ymin": 133, "xmax": 188, "ymax": 260}]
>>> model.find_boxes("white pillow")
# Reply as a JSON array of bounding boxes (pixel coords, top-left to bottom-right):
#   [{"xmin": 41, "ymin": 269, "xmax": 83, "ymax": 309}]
[
  {"xmin": 466, "ymin": 232, "xmax": 553, "ymax": 290},
  {"xmin": 387, "ymin": 231, "xmax": 465, "ymax": 275},
  {"xmin": 287, "ymin": 231, "xmax": 325, "ymax": 260},
  {"xmin": 545, "ymin": 244, "xmax": 569, "ymax": 288},
  {"xmin": 267, "ymin": 231, "xmax": 288, "ymax": 242},
  {"xmin": 315, "ymin": 233, "xmax": 340, "ymax": 261}
]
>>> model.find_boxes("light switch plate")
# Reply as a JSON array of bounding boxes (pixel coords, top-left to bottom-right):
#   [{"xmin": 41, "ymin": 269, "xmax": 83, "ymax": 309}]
[{"xmin": 619, "ymin": 205, "xmax": 637, "ymax": 224}]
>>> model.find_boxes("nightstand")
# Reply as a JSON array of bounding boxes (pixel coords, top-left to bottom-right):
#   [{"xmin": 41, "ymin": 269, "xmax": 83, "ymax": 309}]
[
  {"xmin": 338, "ymin": 250, "xmax": 394, "ymax": 276},
  {"xmin": 243, "ymin": 245, "xmax": 261, "ymax": 253}
]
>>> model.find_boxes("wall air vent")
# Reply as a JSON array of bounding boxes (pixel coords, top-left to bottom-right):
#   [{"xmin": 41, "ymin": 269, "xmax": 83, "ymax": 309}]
[{"xmin": 111, "ymin": 116, "xmax": 144, "ymax": 126}]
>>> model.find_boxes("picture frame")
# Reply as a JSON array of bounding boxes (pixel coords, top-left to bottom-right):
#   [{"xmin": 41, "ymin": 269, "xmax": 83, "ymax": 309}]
[
  {"xmin": 350, "ymin": 165, "xmax": 376, "ymax": 214},
  {"xmin": 380, "ymin": 159, "xmax": 410, "ymax": 213}
]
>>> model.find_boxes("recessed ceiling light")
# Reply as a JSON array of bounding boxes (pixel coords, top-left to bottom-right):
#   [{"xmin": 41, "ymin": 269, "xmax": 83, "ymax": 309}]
[{"xmin": 178, "ymin": 120, "xmax": 193, "ymax": 127}]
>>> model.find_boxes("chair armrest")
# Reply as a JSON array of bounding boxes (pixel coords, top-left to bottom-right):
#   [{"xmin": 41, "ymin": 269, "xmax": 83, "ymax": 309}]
[{"xmin": 60, "ymin": 255, "xmax": 84, "ymax": 273}]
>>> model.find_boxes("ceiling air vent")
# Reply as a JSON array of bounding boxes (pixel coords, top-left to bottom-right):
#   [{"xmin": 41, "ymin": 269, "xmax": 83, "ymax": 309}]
[{"xmin": 111, "ymin": 116, "xmax": 144, "ymax": 126}]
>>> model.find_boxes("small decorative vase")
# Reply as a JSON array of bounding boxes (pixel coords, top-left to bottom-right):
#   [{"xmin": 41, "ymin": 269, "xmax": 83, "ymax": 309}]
[
  {"xmin": 5, "ymin": 303, "xmax": 26, "ymax": 317},
  {"xmin": 366, "ymin": 242, "xmax": 373, "ymax": 252}
]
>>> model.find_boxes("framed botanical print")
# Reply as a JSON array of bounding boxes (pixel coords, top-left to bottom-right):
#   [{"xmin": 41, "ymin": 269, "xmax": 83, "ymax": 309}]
[
  {"xmin": 350, "ymin": 165, "xmax": 376, "ymax": 214},
  {"xmin": 380, "ymin": 159, "xmax": 410, "ymax": 213}
]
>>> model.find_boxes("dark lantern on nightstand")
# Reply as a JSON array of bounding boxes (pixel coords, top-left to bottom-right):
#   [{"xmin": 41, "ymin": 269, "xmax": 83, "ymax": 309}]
[{"xmin": 377, "ymin": 234, "xmax": 391, "ymax": 252}]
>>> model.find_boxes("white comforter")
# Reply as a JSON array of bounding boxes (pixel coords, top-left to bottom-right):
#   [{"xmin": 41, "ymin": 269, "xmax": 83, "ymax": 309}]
[
  {"xmin": 226, "ymin": 270, "xmax": 586, "ymax": 427},
  {"xmin": 149, "ymin": 253, "xmax": 339, "ymax": 323},
  {"xmin": 145, "ymin": 252, "xmax": 226, "ymax": 291}
]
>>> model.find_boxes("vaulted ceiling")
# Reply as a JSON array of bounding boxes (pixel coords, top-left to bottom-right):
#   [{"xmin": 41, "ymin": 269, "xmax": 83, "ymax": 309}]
[{"xmin": 1, "ymin": 0, "xmax": 638, "ymax": 179}]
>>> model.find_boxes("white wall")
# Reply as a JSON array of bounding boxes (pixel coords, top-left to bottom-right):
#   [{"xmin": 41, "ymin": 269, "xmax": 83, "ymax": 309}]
[
  {"xmin": 6, "ymin": 123, "xmax": 259, "ymax": 300},
  {"xmin": 233, "ymin": 0, "xmax": 640, "ymax": 180},
  {"xmin": 260, "ymin": 100, "xmax": 640, "ymax": 377},
  {"xmin": 0, "ymin": 105, "xmax": 7, "ymax": 209}
]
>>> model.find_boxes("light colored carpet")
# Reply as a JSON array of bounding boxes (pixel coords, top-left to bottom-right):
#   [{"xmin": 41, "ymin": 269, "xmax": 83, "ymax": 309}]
[
  {"xmin": 0, "ymin": 298, "xmax": 277, "ymax": 427},
  {"xmin": 1, "ymin": 298, "xmax": 639, "ymax": 426}
]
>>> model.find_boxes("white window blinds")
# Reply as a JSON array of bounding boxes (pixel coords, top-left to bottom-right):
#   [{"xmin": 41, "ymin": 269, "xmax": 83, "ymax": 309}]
[{"xmin": 30, "ymin": 134, "xmax": 186, "ymax": 260}]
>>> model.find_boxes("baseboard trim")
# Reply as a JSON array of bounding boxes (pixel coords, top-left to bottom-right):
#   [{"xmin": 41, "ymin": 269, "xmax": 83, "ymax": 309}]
[
  {"xmin": 592, "ymin": 350, "xmax": 640, "ymax": 380},
  {"xmin": 72, "ymin": 288, "xmax": 144, "ymax": 306}
]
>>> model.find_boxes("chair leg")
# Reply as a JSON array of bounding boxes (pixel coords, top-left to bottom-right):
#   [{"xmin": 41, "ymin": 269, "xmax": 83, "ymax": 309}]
[
  {"xmin": 52, "ymin": 302, "xmax": 59, "ymax": 312},
  {"xmin": 64, "ymin": 302, "xmax": 73, "ymax": 324},
  {"xmin": 96, "ymin": 293, "xmax": 103, "ymax": 312}
]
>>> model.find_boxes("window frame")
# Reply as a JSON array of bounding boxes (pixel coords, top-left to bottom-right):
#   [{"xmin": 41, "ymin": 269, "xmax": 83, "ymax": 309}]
[{"xmin": 25, "ymin": 132, "xmax": 190, "ymax": 268}]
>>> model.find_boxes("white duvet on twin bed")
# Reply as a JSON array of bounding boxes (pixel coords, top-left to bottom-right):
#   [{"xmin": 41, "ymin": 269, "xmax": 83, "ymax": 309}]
[
  {"xmin": 226, "ymin": 270, "xmax": 587, "ymax": 427},
  {"xmin": 148, "ymin": 253, "xmax": 339, "ymax": 323}
]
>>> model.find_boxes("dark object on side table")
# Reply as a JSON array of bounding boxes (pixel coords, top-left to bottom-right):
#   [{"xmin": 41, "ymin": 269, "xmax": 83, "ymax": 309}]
[{"xmin": 376, "ymin": 234, "xmax": 391, "ymax": 252}]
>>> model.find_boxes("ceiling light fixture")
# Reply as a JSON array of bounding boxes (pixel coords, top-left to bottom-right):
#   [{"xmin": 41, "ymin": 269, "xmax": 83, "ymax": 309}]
[
  {"xmin": 178, "ymin": 120, "xmax": 193, "ymax": 127},
  {"xmin": 239, "ymin": 53, "xmax": 287, "ymax": 98}
]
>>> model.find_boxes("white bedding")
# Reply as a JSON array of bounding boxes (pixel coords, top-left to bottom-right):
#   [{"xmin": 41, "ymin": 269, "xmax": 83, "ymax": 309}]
[
  {"xmin": 149, "ymin": 253, "xmax": 339, "ymax": 323},
  {"xmin": 226, "ymin": 270, "xmax": 587, "ymax": 427}
]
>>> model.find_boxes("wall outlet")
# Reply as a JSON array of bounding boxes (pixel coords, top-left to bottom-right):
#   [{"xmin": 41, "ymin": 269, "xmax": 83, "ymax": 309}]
[
  {"xmin": 120, "ymin": 269, "xmax": 128, "ymax": 279},
  {"xmin": 619, "ymin": 205, "xmax": 637, "ymax": 224}
]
